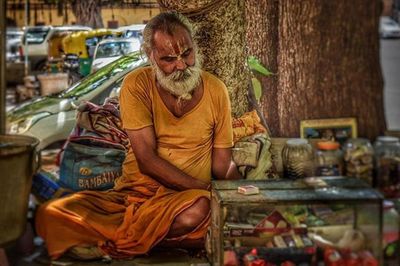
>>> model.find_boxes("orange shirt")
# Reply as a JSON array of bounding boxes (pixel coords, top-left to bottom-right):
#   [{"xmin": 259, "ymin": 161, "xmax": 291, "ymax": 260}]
[{"xmin": 119, "ymin": 66, "xmax": 233, "ymax": 183}]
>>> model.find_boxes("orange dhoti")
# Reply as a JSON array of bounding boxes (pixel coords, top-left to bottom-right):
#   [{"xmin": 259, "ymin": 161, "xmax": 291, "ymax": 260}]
[{"xmin": 35, "ymin": 174, "xmax": 210, "ymax": 259}]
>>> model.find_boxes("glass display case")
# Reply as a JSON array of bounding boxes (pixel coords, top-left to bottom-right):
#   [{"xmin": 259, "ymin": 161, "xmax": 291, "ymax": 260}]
[{"xmin": 208, "ymin": 177, "xmax": 383, "ymax": 266}]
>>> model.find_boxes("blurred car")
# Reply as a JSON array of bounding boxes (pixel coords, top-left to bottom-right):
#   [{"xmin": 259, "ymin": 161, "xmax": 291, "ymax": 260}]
[
  {"xmin": 7, "ymin": 52, "xmax": 147, "ymax": 150},
  {"xmin": 6, "ymin": 28, "xmax": 23, "ymax": 62},
  {"xmin": 20, "ymin": 25, "xmax": 92, "ymax": 70},
  {"xmin": 117, "ymin": 24, "xmax": 146, "ymax": 41},
  {"xmin": 91, "ymin": 38, "xmax": 141, "ymax": 73},
  {"xmin": 380, "ymin": 16, "xmax": 400, "ymax": 38}
]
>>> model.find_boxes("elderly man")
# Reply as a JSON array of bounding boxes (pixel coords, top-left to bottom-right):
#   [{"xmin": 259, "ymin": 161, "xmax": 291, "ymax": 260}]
[{"xmin": 36, "ymin": 11, "xmax": 241, "ymax": 260}]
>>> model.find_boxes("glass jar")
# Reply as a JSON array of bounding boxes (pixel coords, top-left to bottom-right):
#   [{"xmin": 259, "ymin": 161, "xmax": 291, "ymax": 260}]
[
  {"xmin": 343, "ymin": 138, "xmax": 374, "ymax": 186},
  {"xmin": 314, "ymin": 141, "xmax": 343, "ymax": 176},
  {"xmin": 374, "ymin": 136, "xmax": 400, "ymax": 198},
  {"xmin": 282, "ymin": 138, "xmax": 313, "ymax": 179}
]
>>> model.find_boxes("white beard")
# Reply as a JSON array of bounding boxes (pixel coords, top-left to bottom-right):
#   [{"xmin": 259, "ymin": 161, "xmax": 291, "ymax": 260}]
[{"xmin": 152, "ymin": 52, "xmax": 203, "ymax": 101}]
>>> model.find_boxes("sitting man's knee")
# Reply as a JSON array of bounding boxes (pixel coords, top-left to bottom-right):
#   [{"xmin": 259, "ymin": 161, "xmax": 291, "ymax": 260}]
[
  {"xmin": 178, "ymin": 197, "xmax": 210, "ymax": 230},
  {"xmin": 196, "ymin": 197, "xmax": 210, "ymax": 215}
]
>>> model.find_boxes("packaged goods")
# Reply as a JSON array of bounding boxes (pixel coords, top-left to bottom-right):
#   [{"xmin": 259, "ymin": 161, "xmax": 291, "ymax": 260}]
[
  {"xmin": 342, "ymin": 251, "xmax": 359, "ymax": 266},
  {"xmin": 300, "ymin": 235, "xmax": 313, "ymax": 247},
  {"xmin": 225, "ymin": 223, "xmax": 255, "ymax": 237},
  {"xmin": 243, "ymin": 251, "xmax": 257, "ymax": 266},
  {"xmin": 238, "ymin": 185, "xmax": 260, "ymax": 195},
  {"xmin": 281, "ymin": 234, "xmax": 296, "ymax": 248},
  {"xmin": 224, "ymin": 249, "xmax": 239, "ymax": 266},
  {"xmin": 323, "ymin": 248, "xmax": 344, "ymax": 266},
  {"xmin": 256, "ymin": 211, "xmax": 290, "ymax": 230},
  {"xmin": 292, "ymin": 234, "xmax": 305, "ymax": 248},
  {"xmin": 273, "ymin": 235, "xmax": 287, "ymax": 248}
]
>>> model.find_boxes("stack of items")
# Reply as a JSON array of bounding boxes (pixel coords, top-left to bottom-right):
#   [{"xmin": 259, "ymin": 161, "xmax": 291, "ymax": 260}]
[
  {"xmin": 220, "ymin": 206, "xmax": 379, "ymax": 266},
  {"xmin": 232, "ymin": 110, "xmax": 278, "ymax": 180}
]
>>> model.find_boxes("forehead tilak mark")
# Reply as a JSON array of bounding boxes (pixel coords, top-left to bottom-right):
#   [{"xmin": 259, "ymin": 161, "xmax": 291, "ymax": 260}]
[{"xmin": 165, "ymin": 39, "xmax": 189, "ymax": 58}]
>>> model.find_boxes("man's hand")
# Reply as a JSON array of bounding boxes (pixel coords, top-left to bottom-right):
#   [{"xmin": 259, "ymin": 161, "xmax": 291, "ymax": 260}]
[
  {"xmin": 126, "ymin": 126, "xmax": 209, "ymax": 191},
  {"xmin": 212, "ymin": 147, "xmax": 242, "ymax": 180}
]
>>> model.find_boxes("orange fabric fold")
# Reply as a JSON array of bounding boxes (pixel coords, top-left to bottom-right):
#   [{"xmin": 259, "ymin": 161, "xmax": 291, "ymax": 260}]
[{"xmin": 35, "ymin": 173, "xmax": 210, "ymax": 259}]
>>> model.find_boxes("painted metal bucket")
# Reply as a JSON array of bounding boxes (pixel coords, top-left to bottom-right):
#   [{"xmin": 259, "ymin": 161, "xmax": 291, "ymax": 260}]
[{"xmin": 0, "ymin": 135, "xmax": 39, "ymax": 246}]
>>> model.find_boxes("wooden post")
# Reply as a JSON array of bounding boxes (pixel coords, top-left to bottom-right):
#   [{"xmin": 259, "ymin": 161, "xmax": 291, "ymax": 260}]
[{"xmin": 0, "ymin": 0, "xmax": 6, "ymax": 134}]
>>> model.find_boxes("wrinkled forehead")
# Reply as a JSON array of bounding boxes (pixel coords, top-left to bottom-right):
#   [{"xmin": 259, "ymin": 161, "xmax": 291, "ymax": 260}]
[{"xmin": 152, "ymin": 26, "xmax": 194, "ymax": 56}]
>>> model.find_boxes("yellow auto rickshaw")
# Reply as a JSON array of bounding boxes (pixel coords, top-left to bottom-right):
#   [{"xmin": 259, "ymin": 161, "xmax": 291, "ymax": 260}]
[
  {"xmin": 48, "ymin": 31, "xmax": 71, "ymax": 60},
  {"xmin": 46, "ymin": 31, "xmax": 72, "ymax": 73},
  {"xmin": 62, "ymin": 29, "xmax": 122, "ymax": 76}
]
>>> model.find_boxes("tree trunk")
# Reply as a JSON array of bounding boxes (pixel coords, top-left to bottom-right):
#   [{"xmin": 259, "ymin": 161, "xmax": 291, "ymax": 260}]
[
  {"xmin": 70, "ymin": 0, "xmax": 103, "ymax": 28},
  {"xmin": 245, "ymin": 0, "xmax": 280, "ymax": 135},
  {"xmin": 157, "ymin": 0, "xmax": 250, "ymax": 117},
  {"xmin": 246, "ymin": 0, "xmax": 385, "ymax": 140}
]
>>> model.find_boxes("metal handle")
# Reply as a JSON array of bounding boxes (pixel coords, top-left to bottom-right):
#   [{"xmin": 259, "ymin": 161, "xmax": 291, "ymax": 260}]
[{"xmin": 32, "ymin": 150, "xmax": 41, "ymax": 173}]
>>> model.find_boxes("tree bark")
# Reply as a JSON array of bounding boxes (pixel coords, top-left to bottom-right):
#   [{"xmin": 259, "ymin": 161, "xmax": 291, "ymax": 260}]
[
  {"xmin": 245, "ymin": 0, "xmax": 280, "ymax": 135},
  {"xmin": 157, "ymin": 0, "xmax": 250, "ymax": 117},
  {"xmin": 246, "ymin": 0, "xmax": 385, "ymax": 140},
  {"xmin": 70, "ymin": 0, "xmax": 103, "ymax": 28}
]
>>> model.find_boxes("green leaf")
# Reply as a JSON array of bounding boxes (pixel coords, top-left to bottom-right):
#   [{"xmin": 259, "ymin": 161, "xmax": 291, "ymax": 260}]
[
  {"xmin": 248, "ymin": 56, "xmax": 273, "ymax": 76},
  {"xmin": 251, "ymin": 77, "xmax": 262, "ymax": 103}
]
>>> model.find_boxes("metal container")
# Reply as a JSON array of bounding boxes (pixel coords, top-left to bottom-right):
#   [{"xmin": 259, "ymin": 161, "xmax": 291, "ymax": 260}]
[
  {"xmin": 0, "ymin": 134, "xmax": 39, "ymax": 246},
  {"xmin": 209, "ymin": 177, "xmax": 383, "ymax": 265}
]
